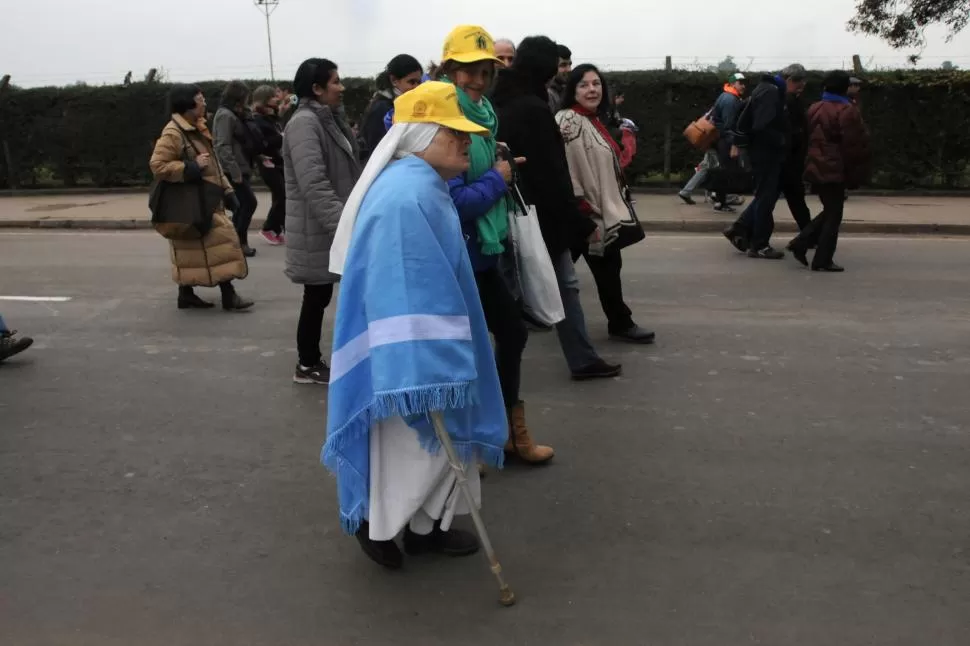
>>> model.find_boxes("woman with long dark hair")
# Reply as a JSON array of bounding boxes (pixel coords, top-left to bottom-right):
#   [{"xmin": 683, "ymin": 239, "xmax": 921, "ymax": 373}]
[
  {"xmin": 283, "ymin": 58, "xmax": 362, "ymax": 384},
  {"xmin": 557, "ymin": 64, "xmax": 653, "ymax": 344},
  {"xmin": 150, "ymin": 84, "xmax": 253, "ymax": 311},
  {"xmin": 359, "ymin": 54, "xmax": 423, "ymax": 160}
]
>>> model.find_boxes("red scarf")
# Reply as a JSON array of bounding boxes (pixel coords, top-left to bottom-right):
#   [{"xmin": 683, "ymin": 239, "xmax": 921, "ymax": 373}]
[{"xmin": 571, "ymin": 104, "xmax": 622, "ymax": 160}]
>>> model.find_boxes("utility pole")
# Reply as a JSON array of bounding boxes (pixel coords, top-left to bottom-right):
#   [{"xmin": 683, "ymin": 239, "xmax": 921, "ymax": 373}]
[{"xmin": 254, "ymin": 0, "xmax": 281, "ymax": 81}]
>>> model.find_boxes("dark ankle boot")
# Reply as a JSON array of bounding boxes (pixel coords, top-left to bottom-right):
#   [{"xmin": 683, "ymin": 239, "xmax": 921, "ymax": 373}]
[
  {"xmin": 177, "ymin": 287, "xmax": 214, "ymax": 310},
  {"xmin": 220, "ymin": 283, "xmax": 254, "ymax": 311},
  {"xmin": 355, "ymin": 521, "xmax": 403, "ymax": 569}
]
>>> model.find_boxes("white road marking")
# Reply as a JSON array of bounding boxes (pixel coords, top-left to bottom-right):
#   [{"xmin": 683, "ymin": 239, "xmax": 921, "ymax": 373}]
[{"xmin": 0, "ymin": 296, "xmax": 72, "ymax": 302}]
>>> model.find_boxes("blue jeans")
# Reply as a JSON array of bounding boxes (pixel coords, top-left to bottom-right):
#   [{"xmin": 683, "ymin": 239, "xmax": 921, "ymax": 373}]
[
  {"xmin": 551, "ymin": 250, "xmax": 600, "ymax": 372},
  {"xmin": 735, "ymin": 155, "xmax": 783, "ymax": 249}
]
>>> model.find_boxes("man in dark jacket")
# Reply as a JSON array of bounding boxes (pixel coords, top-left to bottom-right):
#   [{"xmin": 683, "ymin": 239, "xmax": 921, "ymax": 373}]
[
  {"xmin": 252, "ymin": 85, "xmax": 286, "ymax": 243},
  {"xmin": 724, "ymin": 63, "xmax": 805, "ymax": 259},
  {"xmin": 491, "ymin": 35, "xmax": 620, "ymax": 381},
  {"xmin": 780, "ymin": 66, "xmax": 811, "ymax": 230}
]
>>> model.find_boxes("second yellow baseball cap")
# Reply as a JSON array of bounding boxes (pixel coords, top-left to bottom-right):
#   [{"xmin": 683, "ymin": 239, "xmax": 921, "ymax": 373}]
[
  {"xmin": 393, "ymin": 81, "xmax": 489, "ymax": 134},
  {"xmin": 442, "ymin": 25, "xmax": 501, "ymax": 65}
]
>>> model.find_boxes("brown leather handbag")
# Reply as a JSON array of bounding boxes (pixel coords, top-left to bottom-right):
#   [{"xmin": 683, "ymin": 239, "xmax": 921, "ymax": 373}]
[{"xmin": 683, "ymin": 108, "xmax": 719, "ymax": 151}]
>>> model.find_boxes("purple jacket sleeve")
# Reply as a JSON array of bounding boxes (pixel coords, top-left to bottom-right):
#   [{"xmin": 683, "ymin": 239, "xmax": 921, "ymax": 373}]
[{"xmin": 447, "ymin": 168, "xmax": 508, "ymax": 225}]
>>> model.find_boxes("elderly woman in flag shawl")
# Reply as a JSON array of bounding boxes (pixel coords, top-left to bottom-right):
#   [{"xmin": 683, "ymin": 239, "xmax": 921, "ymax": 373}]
[{"xmin": 324, "ymin": 81, "xmax": 508, "ymax": 570}]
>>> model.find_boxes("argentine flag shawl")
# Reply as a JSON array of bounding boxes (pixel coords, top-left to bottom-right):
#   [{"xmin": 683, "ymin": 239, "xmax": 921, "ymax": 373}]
[{"xmin": 322, "ymin": 155, "xmax": 507, "ymax": 535}]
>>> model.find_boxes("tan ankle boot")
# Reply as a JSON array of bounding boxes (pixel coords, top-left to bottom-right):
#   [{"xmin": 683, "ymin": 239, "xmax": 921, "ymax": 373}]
[{"xmin": 505, "ymin": 401, "xmax": 554, "ymax": 464}]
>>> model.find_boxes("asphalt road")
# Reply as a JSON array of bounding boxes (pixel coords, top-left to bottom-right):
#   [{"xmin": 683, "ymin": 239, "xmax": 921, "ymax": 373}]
[{"xmin": 1, "ymin": 232, "xmax": 969, "ymax": 646}]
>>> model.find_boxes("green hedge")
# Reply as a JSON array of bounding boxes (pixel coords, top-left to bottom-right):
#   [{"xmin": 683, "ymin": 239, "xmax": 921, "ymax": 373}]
[{"xmin": 1, "ymin": 71, "xmax": 969, "ymax": 189}]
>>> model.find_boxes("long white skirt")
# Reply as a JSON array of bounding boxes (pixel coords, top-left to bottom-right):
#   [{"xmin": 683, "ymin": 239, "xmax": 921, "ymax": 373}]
[{"xmin": 367, "ymin": 415, "xmax": 481, "ymax": 541}]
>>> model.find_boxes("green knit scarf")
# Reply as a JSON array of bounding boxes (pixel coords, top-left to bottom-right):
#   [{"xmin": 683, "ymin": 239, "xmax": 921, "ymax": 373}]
[{"xmin": 451, "ymin": 83, "xmax": 508, "ymax": 256}]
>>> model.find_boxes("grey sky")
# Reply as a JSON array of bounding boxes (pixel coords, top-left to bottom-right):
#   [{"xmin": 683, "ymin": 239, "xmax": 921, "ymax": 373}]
[{"xmin": 5, "ymin": 0, "xmax": 970, "ymax": 87}]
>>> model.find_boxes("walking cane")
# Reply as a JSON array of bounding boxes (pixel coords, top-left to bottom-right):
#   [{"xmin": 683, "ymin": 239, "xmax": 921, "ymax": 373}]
[{"xmin": 429, "ymin": 411, "xmax": 516, "ymax": 607}]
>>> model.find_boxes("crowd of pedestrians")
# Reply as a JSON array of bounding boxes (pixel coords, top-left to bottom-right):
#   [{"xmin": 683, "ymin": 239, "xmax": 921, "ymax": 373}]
[
  {"xmin": 680, "ymin": 66, "xmax": 872, "ymax": 270},
  {"xmin": 122, "ymin": 25, "xmax": 879, "ymax": 574}
]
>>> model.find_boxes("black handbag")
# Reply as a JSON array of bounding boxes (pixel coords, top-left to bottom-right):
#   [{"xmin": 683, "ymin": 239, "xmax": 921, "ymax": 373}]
[{"xmin": 149, "ymin": 128, "xmax": 224, "ymax": 240}]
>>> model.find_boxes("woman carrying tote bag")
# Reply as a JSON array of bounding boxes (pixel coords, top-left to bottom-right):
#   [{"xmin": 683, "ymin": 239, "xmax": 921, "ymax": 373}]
[
  {"xmin": 556, "ymin": 64, "xmax": 653, "ymax": 345},
  {"xmin": 149, "ymin": 84, "xmax": 253, "ymax": 312}
]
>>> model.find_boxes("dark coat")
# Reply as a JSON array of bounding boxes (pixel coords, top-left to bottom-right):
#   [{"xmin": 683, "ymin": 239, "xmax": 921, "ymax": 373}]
[
  {"xmin": 253, "ymin": 112, "xmax": 284, "ymax": 167},
  {"xmin": 359, "ymin": 92, "xmax": 394, "ymax": 162},
  {"xmin": 735, "ymin": 75, "xmax": 789, "ymax": 162},
  {"xmin": 803, "ymin": 99, "xmax": 871, "ymax": 189},
  {"xmin": 784, "ymin": 92, "xmax": 809, "ymax": 170},
  {"xmin": 491, "ymin": 67, "xmax": 596, "ymax": 256}
]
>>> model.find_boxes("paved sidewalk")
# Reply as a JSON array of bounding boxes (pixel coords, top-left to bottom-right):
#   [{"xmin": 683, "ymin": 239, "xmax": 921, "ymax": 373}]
[{"xmin": 0, "ymin": 191, "xmax": 968, "ymax": 235}]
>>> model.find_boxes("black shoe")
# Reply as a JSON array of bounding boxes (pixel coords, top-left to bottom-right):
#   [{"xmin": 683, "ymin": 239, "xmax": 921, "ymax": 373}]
[
  {"xmin": 177, "ymin": 292, "xmax": 215, "ymax": 309},
  {"xmin": 678, "ymin": 193, "xmax": 695, "ymax": 205},
  {"xmin": 222, "ymin": 292, "xmax": 255, "ymax": 311},
  {"xmin": 294, "ymin": 362, "xmax": 330, "ymax": 384},
  {"xmin": 786, "ymin": 241, "xmax": 809, "ymax": 267},
  {"xmin": 403, "ymin": 523, "xmax": 479, "ymax": 557},
  {"xmin": 241, "ymin": 245, "xmax": 256, "ymax": 258},
  {"xmin": 812, "ymin": 263, "xmax": 845, "ymax": 272},
  {"xmin": 713, "ymin": 203, "xmax": 736, "ymax": 213},
  {"xmin": 727, "ymin": 195, "xmax": 746, "ymax": 206},
  {"xmin": 0, "ymin": 331, "xmax": 33, "ymax": 363},
  {"xmin": 722, "ymin": 226, "xmax": 749, "ymax": 252},
  {"xmin": 355, "ymin": 522, "xmax": 403, "ymax": 569},
  {"xmin": 571, "ymin": 359, "xmax": 622, "ymax": 381},
  {"xmin": 747, "ymin": 246, "xmax": 785, "ymax": 260},
  {"xmin": 609, "ymin": 325, "xmax": 656, "ymax": 345}
]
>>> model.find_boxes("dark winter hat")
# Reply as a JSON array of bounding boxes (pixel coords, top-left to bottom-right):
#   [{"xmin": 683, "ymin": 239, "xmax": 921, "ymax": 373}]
[{"xmin": 823, "ymin": 70, "xmax": 851, "ymax": 96}]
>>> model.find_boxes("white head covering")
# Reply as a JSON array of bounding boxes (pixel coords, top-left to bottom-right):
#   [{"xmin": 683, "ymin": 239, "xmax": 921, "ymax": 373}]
[{"xmin": 329, "ymin": 122, "xmax": 440, "ymax": 276}]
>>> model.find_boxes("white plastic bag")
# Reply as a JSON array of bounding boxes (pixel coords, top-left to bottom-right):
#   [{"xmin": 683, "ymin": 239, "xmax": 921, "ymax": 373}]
[{"xmin": 506, "ymin": 185, "xmax": 565, "ymax": 326}]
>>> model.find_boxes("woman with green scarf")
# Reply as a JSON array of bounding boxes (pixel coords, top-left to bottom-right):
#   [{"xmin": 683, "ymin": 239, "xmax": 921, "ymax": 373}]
[{"xmin": 440, "ymin": 25, "xmax": 553, "ymax": 465}]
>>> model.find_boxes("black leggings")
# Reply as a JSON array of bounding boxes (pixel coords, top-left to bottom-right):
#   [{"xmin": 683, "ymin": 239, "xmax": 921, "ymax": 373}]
[
  {"xmin": 475, "ymin": 267, "xmax": 528, "ymax": 408},
  {"xmin": 297, "ymin": 284, "xmax": 335, "ymax": 367}
]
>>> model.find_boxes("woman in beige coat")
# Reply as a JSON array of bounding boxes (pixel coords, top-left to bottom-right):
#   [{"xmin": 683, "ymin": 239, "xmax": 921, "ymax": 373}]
[
  {"xmin": 556, "ymin": 64, "xmax": 652, "ymax": 344},
  {"xmin": 149, "ymin": 84, "xmax": 254, "ymax": 311}
]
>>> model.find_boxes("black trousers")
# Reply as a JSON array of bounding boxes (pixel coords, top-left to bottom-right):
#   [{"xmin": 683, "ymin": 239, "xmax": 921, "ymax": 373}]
[
  {"xmin": 733, "ymin": 154, "xmax": 783, "ymax": 250},
  {"xmin": 259, "ymin": 166, "xmax": 285, "ymax": 235},
  {"xmin": 582, "ymin": 245, "xmax": 634, "ymax": 334},
  {"xmin": 297, "ymin": 284, "xmax": 335, "ymax": 367},
  {"xmin": 791, "ymin": 183, "xmax": 846, "ymax": 269},
  {"xmin": 781, "ymin": 162, "xmax": 812, "ymax": 230},
  {"xmin": 230, "ymin": 177, "xmax": 258, "ymax": 245},
  {"xmin": 475, "ymin": 266, "xmax": 528, "ymax": 408}
]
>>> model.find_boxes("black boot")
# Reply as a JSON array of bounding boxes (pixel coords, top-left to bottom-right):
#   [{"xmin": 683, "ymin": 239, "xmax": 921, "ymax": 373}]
[
  {"xmin": 219, "ymin": 283, "xmax": 254, "ymax": 311},
  {"xmin": 177, "ymin": 286, "xmax": 214, "ymax": 310},
  {"xmin": 403, "ymin": 522, "xmax": 479, "ymax": 557},
  {"xmin": 355, "ymin": 521, "xmax": 403, "ymax": 569}
]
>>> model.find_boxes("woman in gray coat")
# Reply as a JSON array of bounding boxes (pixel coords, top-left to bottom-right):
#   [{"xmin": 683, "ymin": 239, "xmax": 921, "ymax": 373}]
[{"xmin": 283, "ymin": 58, "xmax": 362, "ymax": 384}]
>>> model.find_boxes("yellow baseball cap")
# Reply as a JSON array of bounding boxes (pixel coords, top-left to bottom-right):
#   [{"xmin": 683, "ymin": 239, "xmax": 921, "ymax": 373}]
[
  {"xmin": 442, "ymin": 25, "xmax": 501, "ymax": 65},
  {"xmin": 393, "ymin": 81, "xmax": 489, "ymax": 134}
]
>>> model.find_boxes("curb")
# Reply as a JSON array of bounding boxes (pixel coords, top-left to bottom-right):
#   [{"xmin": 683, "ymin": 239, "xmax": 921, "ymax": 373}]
[{"xmin": 3, "ymin": 218, "xmax": 969, "ymax": 236}]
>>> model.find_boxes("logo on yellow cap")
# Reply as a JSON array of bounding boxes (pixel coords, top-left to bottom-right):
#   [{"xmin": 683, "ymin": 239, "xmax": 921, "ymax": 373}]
[
  {"xmin": 411, "ymin": 100, "xmax": 428, "ymax": 118},
  {"xmin": 442, "ymin": 25, "xmax": 500, "ymax": 65}
]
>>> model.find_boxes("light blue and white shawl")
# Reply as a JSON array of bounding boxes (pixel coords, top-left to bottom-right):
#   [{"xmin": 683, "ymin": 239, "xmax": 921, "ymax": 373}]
[{"xmin": 322, "ymin": 155, "xmax": 507, "ymax": 535}]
